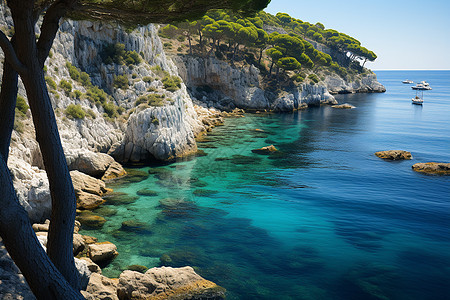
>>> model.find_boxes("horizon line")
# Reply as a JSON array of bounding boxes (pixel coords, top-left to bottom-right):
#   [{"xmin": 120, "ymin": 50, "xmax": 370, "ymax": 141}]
[{"xmin": 372, "ymin": 69, "xmax": 450, "ymax": 71}]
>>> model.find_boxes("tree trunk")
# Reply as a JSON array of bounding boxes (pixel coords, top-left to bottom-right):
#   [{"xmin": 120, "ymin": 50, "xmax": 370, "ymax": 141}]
[
  {"xmin": 10, "ymin": 4, "xmax": 80, "ymax": 290},
  {"xmin": 258, "ymin": 48, "xmax": 263, "ymax": 64},
  {"xmin": 0, "ymin": 57, "xmax": 19, "ymax": 160},
  {"xmin": 187, "ymin": 34, "xmax": 192, "ymax": 55},
  {"xmin": 0, "ymin": 155, "xmax": 84, "ymax": 299}
]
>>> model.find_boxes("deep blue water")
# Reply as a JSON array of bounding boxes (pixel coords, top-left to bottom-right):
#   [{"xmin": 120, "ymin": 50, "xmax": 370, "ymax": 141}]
[{"xmin": 82, "ymin": 70, "xmax": 450, "ymax": 300}]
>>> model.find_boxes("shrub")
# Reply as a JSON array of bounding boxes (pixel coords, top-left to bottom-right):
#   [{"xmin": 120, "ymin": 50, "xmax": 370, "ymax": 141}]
[
  {"xmin": 114, "ymin": 75, "xmax": 129, "ymax": 89},
  {"xmin": 13, "ymin": 109, "xmax": 24, "ymax": 133},
  {"xmin": 308, "ymin": 74, "xmax": 319, "ymax": 83},
  {"xmin": 65, "ymin": 104, "xmax": 85, "ymax": 119},
  {"xmin": 86, "ymin": 86, "xmax": 109, "ymax": 104},
  {"xmin": 45, "ymin": 76, "xmax": 57, "ymax": 90},
  {"xmin": 16, "ymin": 95, "xmax": 29, "ymax": 115},
  {"xmin": 142, "ymin": 76, "xmax": 152, "ymax": 83},
  {"xmin": 135, "ymin": 96, "xmax": 148, "ymax": 106},
  {"xmin": 148, "ymin": 94, "xmax": 165, "ymax": 106},
  {"xmin": 86, "ymin": 109, "xmax": 97, "ymax": 119},
  {"xmin": 66, "ymin": 62, "xmax": 81, "ymax": 81},
  {"xmin": 117, "ymin": 106, "xmax": 125, "ymax": 115},
  {"xmin": 101, "ymin": 43, "xmax": 142, "ymax": 66},
  {"xmin": 74, "ymin": 90, "xmax": 82, "ymax": 99},
  {"xmin": 177, "ymin": 36, "xmax": 185, "ymax": 42},
  {"xmin": 59, "ymin": 79, "xmax": 72, "ymax": 95},
  {"xmin": 163, "ymin": 42, "xmax": 172, "ymax": 49},
  {"xmin": 132, "ymin": 73, "xmax": 137, "ymax": 79},
  {"xmin": 151, "ymin": 116, "xmax": 159, "ymax": 126},
  {"xmin": 162, "ymin": 75, "xmax": 181, "ymax": 92},
  {"xmin": 102, "ymin": 102, "xmax": 117, "ymax": 118},
  {"xmin": 80, "ymin": 72, "xmax": 91, "ymax": 86}
]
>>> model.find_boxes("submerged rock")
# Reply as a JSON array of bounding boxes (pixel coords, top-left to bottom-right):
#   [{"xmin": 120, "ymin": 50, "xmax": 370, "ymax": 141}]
[
  {"xmin": 412, "ymin": 162, "xmax": 450, "ymax": 175},
  {"xmin": 193, "ymin": 189, "xmax": 219, "ymax": 197},
  {"xmin": 121, "ymin": 220, "xmax": 152, "ymax": 233},
  {"xmin": 374, "ymin": 150, "xmax": 412, "ymax": 160},
  {"xmin": 103, "ymin": 192, "xmax": 139, "ymax": 205},
  {"xmin": 251, "ymin": 145, "xmax": 278, "ymax": 155},
  {"xmin": 76, "ymin": 211, "xmax": 107, "ymax": 229},
  {"xmin": 136, "ymin": 189, "xmax": 158, "ymax": 197},
  {"xmin": 127, "ymin": 265, "xmax": 149, "ymax": 274},
  {"xmin": 332, "ymin": 103, "xmax": 356, "ymax": 109}
]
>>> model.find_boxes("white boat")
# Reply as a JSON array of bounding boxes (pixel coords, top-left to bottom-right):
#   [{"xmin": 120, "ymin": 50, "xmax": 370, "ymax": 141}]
[
  {"xmin": 412, "ymin": 81, "xmax": 432, "ymax": 90},
  {"xmin": 412, "ymin": 90, "xmax": 424, "ymax": 105},
  {"xmin": 412, "ymin": 83, "xmax": 432, "ymax": 90},
  {"xmin": 402, "ymin": 79, "xmax": 414, "ymax": 84}
]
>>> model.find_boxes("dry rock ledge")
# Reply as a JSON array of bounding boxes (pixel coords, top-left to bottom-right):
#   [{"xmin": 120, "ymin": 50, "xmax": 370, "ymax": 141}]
[
  {"xmin": 375, "ymin": 150, "xmax": 412, "ymax": 160},
  {"xmin": 412, "ymin": 162, "xmax": 450, "ymax": 175},
  {"xmin": 331, "ymin": 103, "xmax": 356, "ymax": 109}
]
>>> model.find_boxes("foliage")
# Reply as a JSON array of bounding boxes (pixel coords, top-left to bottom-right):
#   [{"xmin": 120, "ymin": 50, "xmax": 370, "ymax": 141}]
[
  {"xmin": 308, "ymin": 74, "xmax": 320, "ymax": 83},
  {"xmin": 162, "ymin": 75, "xmax": 182, "ymax": 92},
  {"xmin": 59, "ymin": 80, "xmax": 72, "ymax": 95},
  {"xmin": 101, "ymin": 43, "xmax": 142, "ymax": 66},
  {"xmin": 151, "ymin": 116, "xmax": 159, "ymax": 126},
  {"xmin": 16, "ymin": 95, "xmax": 29, "ymax": 115},
  {"xmin": 45, "ymin": 76, "xmax": 57, "ymax": 90},
  {"xmin": 65, "ymin": 104, "xmax": 85, "ymax": 119},
  {"xmin": 66, "ymin": 62, "xmax": 81, "ymax": 81},
  {"xmin": 114, "ymin": 75, "xmax": 129, "ymax": 89}
]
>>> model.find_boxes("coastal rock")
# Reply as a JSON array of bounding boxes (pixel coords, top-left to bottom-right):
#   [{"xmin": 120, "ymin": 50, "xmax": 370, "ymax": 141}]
[
  {"xmin": 76, "ymin": 191, "xmax": 106, "ymax": 210},
  {"xmin": 79, "ymin": 257, "xmax": 102, "ymax": 274},
  {"xmin": 101, "ymin": 162, "xmax": 127, "ymax": 181},
  {"xmin": 116, "ymin": 266, "xmax": 225, "ymax": 300},
  {"xmin": 324, "ymin": 74, "xmax": 386, "ymax": 94},
  {"xmin": 8, "ymin": 157, "xmax": 52, "ymax": 223},
  {"xmin": 88, "ymin": 242, "xmax": 119, "ymax": 264},
  {"xmin": 412, "ymin": 162, "xmax": 450, "ymax": 175},
  {"xmin": 75, "ymin": 257, "xmax": 92, "ymax": 290},
  {"xmin": 252, "ymin": 145, "xmax": 278, "ymax": 154},
  {"xmin": 0, "ymin": 242, "xmax": 35, "ymax": 300},
  {"xmin": 85, "ymin": 273, "xmax": 119, "ymax": 300},
  {"xmin": 66, "ymin": 150, "xmax": 115, "ymax": 178},
  {"xmin": 332, "ymin": 103, "xmax": 356, "ymax": 109},
  {"xmin": 70, "ymin": 170, "xmax": 109, "ymax": 196},
  {"xmin": 73, "ymin": 233, "xmax": 86, "ymax": 255},
  {"xmin": 375, "ymin": 150, "xmax": 412, "ymax": 160}
]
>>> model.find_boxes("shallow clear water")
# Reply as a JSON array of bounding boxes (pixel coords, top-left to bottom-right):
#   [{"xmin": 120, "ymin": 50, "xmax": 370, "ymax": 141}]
[{"xmin": 81, "ymin": 71, "xmax": 450, "ymax": 300}]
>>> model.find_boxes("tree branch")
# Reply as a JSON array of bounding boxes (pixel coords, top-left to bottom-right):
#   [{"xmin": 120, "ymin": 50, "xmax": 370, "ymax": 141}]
[
  {"xmin": 0, "ymin": 30, "xmax": 27, "ymax": 75},
  {"xmin": 37, "ymin": 0, "xmax": 77, "ymax": 66}
]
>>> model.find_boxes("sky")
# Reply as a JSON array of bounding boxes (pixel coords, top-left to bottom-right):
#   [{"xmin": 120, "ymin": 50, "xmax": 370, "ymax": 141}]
[{"xmin": 265, "ymin": 0, "xmax": 450, "ymax": 70}]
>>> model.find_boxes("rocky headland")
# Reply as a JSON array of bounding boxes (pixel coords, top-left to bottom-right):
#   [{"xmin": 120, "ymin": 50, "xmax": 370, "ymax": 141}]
[{"xmin": 0, "ymin": 6, "xmax": 386, "ymax": 298}]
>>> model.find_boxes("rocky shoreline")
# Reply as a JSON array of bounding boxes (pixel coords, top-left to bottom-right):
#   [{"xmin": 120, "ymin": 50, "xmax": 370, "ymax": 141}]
[{"xmin": 0, "ymin": 6, "xmax": 387, "ymax": 298}]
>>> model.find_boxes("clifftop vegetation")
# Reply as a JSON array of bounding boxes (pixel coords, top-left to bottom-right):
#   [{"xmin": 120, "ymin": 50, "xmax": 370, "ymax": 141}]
[{"xmin": 159, "ymin": 10, "xmax": 377, "ymax": 89}]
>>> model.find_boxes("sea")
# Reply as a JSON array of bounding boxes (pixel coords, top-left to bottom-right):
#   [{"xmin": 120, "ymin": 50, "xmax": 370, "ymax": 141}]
[{"xmin": 81, "ymin": 70, "xmax": 450, "ymax": 300}]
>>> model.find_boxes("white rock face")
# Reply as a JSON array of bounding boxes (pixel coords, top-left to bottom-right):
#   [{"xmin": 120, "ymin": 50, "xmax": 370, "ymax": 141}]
[
  {"xmin": 324, "ymin": 74, "xmax": 386, "ymax": 94},
  {"xmin": 175, "ymin": 56, "xmax": 270, "ymax": 110}
]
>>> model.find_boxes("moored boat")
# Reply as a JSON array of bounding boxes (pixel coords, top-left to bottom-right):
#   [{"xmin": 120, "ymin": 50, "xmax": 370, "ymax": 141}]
[{"xmin": 402, "ymin": 79, "xmax": 414, "ymax": 84}]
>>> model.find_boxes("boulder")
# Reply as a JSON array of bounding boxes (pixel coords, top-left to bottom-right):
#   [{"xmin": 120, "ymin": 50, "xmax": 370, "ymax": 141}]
[
  {"xmin": 101, "ymin": 162, "xmax": 127, "ymax": 181},
  {"xmin": 79, "ymin": 257, "xmax": 102, "ymax": 274},
  {"xmin": 73, "ymin": 233, "xmax": 86, "ymax": 255},
  {"xmin": 332, "ymin": 103, "xmax": 356, "ymax": 109},
  {"xmin": 251, "ymin": 145, "xmax": 278, "ymax": 155},
  {"xmin": 76, "ymin": 191, "xmax": 106, "ymax": 210},
  {"xmin": 88, "ymin": 242, "xmax": 118, "ymax": 264},
  {"xmin": 66, "ymin": 150, "xmax": 115, "ymax": 178},
  {"xmin": 375, "ymin": 150, "xmax": 412, "ymax": 160},
  {"xmin": 117, "ymin": 266, "xmax": 225, "ymax": 300},
  {"xmin": 75, "ymin": 257, "xmax": 92, "ymax": 290},
  {"xmin": 70, "ymin": 170, "xmax": 109, "ymax": 196},
  {"xmin": 85, "ymin": 273, "xmax": 119, "ymax": 300},
  {"xmin": 412, "ymin": 162, "xmax": 450, "ymax": 175}
]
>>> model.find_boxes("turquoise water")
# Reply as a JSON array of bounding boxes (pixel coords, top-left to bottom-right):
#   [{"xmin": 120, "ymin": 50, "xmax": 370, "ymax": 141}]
[{"xmin": 81, "ymin": 71, "xmax": 450, "ymax": 300}]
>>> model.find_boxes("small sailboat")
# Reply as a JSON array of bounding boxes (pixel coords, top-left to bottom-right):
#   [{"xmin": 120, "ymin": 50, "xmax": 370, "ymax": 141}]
[
  {"xmin": 402, "ymin": 79, "xmax": 414, "ymax": 84},
  {"xmin": 412, "ymin": 90, "xmax": 424, "ymax": 105}
]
